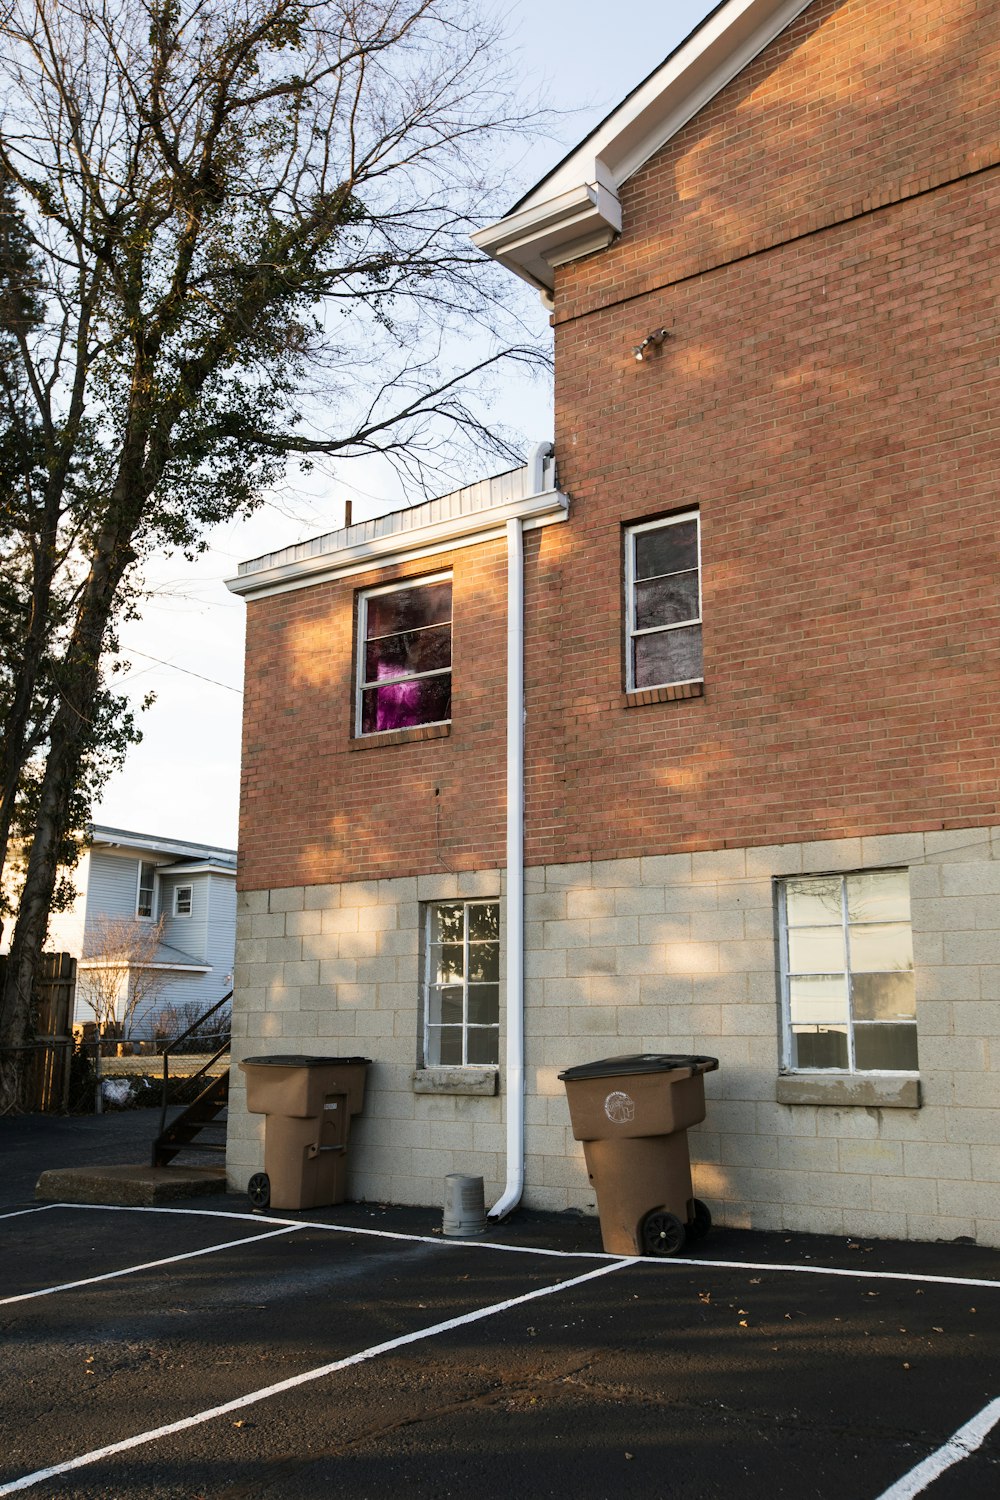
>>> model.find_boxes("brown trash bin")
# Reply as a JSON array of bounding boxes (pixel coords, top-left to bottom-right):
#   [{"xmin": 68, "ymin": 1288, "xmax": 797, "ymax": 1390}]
[
  {"xmin": 559, "ymin": 1053, "xmax": 718, "ymax": 1257},
  {"xmin": 239, "ymin": 1055, "xmax": 371, "ymax": 1211}
]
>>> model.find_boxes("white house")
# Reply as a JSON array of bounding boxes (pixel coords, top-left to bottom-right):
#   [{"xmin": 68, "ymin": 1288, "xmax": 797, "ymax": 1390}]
[{"xmin": 47, "ymin": 825, "xmax": 237, "ymax": 1038}]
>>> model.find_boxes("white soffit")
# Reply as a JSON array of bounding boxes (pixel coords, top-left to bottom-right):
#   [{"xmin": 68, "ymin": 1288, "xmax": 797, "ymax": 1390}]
[{"xmin": 472, "ymin": 0, "xmax": 815, "ymax": 292}]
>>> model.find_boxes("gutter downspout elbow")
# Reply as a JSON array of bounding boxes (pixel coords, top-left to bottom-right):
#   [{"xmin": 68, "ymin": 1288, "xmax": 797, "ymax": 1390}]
[
  {"xmin": 527, "ymin": 440, "xmax": 554, "ymax": 496},
  {"xmin": 489, "ymin": 513, "xmax": 526, "ymax": 1221}
]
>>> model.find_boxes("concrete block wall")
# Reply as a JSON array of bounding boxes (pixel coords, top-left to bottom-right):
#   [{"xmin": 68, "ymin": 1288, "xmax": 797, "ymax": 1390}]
[
  {"xmin": 228, "ymin": 827, "xmax": 1000, "ymax": 1247},
  {"xmin": 227, "ymin": 870, "xmax": 505, "ymax": 1208}
]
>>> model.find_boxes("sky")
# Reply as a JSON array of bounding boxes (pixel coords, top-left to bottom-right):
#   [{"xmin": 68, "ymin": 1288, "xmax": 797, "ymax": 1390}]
[{"xmin": 93, "ymin": 0, "xmax": 717, "ymax": 851}]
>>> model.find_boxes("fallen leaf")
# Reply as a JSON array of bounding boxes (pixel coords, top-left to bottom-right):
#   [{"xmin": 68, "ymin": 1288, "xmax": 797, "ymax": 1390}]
[
  {"xmin": 902, "ymin": 1363, "xmax": 911, "ymax": 1371},
  {"xmin": 625, "ymin": 1453, "xmax": 634, "ymax": 1461},
  {"xmin": 739, "ymin": 1319, "xmax": 749, "ymax": 1328},
  {"xmin": 932, "ymin": 1327, "xmax": 944, "ymax": 1334}
]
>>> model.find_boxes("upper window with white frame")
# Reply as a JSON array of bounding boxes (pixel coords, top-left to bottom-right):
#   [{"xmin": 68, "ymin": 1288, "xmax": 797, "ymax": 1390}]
[
  {"xmin": 136, "ymin": 861, "xmax": 156, "ymax": 919},
  {"xmin": 174, "ymin": 884, "xmax": 193, "ymax": 917},
  {"xmin": 779, "ymin": 869, "xmax": 917, "ymax": 1073},
  {"xmin": 421, "ymin": 900, "xmax": 499, "ymax": 1067},
  {"xmin": 356, "ymin": 574, "xmax": 452, "ymax": 735},
  {"xmin": 625, "ymin": 512, "xmax": 702, "ymax": 692}
]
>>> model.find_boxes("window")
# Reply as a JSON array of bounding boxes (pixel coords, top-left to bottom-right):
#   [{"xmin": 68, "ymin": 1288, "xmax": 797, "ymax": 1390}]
[
  {"xmin": 136, "ymin": 862, "xmax": 156, "ymax": 919},
  {"xmin": 625, "ymin": 512, "xmax": 702, "ymax": 691},
  {"xmin": 422, "ymin": 900, "xmax": 500, "ymax": 1066},
  {"xmin": 779, "ymin": 870, "xmax": 917, "ymax": 1072},
  {"xmin": 357, "ymin": 575, "xmax": 452, "ymax": 735},
  {"xmin": 174, "ymin": 885, "xmax": 193, "ymax": 917}
]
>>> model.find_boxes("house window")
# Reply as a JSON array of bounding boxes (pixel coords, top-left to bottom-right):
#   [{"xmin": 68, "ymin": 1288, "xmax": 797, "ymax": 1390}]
[
  {"xmin": 174, "ymin": 885, "xmax": 193, "ymax": 917},
  {"xmin": 357, "ymin": 574, "xmax": 452, "ymax": 735},
  {"xmin": 625, "ymin": 512, "xmax": 702, "ymax": 691},
  {"xmin": 422, "ymin": 900, "xmax": 499, "ymax": 1066},
  {"xmin": 136, "ymin": 862, "xmax": 156, "ymax": 919},
  {"xmin": 779, "ymin": 870, "xmax": 917, "ymax": 1072}
]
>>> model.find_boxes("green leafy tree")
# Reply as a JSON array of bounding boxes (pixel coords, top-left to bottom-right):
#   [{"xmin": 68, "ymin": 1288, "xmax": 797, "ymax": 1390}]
[{"xmin": 0, "ymin": 0, "xmax": 545, "ymax": 1109}]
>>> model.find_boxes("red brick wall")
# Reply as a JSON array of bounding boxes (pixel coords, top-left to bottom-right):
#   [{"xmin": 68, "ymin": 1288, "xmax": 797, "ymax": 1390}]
[
  {"xmin": 238, "ymin": 542, "xmax": 511, "ymax": 891},
  {"xmin": 239, "ymin": 0, "xmax": 1000, "ymax": 889}
]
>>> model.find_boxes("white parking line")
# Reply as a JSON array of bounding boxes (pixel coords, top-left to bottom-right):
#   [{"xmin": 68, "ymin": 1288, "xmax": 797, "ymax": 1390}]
[
  {"xmin": 41, "ymin": 1200, "xmax": 613, "ymax": 1258},
  {"xmin": 31, "ymin": 1203, "xmax": 1000, "ymax": 1289},
  {"xmin": 0, "ymin": 1205, "xmax": 59, "ymax": 1222},
  {"xmin": 0, "ymin": 1257, "xmax": 630, "ymax": 1496},
  {"xmin": 875, "ymin": 1396, "xmax": 1000, "ymax": 1499},
  {"xmin": 0, "ymin": 1224, "xmax": 304, "ymax": 1305}
]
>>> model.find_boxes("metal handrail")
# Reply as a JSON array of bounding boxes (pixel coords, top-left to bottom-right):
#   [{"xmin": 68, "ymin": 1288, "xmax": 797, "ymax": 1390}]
[{"xmin": 157, "ymin": 990, "xmax": 233, "ymax": 1142}]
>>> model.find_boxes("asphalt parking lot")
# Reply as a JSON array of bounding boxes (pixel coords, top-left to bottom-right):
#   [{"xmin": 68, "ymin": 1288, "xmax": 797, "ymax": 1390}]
[{"xmin": 2, "ymin": 1121, "xmax": 999, "ymax": 1499}]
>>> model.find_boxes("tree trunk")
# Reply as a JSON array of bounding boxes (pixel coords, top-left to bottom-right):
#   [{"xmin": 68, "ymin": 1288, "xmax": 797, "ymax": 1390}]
[{"xmin": 0, "ymin": 515, "xmax": 130, "ymax": 1111}]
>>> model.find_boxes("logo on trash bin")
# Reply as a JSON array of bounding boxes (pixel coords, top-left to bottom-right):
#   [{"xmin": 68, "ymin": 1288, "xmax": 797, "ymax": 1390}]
[{"xmin": 604, "ymin": 1090, "xmax": 635, "ymax": 1124}]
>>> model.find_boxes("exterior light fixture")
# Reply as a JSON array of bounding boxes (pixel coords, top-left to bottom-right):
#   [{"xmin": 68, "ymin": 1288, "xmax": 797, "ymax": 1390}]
[{"xmin": 633, "ymin": 328, "xmax": 670, "ymax": 361}]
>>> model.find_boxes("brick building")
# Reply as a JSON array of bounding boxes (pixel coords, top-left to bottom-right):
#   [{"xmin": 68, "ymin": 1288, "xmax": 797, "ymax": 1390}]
[{"xmin": 226, "ymin": 0, "xmax": 1000, "ymax": 1246}]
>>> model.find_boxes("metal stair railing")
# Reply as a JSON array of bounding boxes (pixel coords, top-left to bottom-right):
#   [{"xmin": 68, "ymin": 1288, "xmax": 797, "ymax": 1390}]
[{"xmin": 153, "ymin": 991, "xmax": 232, "ymax": 1165}]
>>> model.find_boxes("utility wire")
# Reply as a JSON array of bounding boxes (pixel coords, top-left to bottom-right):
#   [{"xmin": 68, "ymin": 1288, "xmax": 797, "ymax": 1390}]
[{"xmin": 117, "ymin": 648, "xmax": 243, "ymax": 695}]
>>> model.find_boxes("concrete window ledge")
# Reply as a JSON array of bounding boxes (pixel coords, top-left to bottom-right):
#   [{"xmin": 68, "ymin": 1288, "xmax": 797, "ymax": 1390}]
[
  {"xmin": 412, "ymin": 1067, "xmax": 498, "ymax": 1097},
  {"xmin": 776, "ymin": 1074, "xmax": 921, "ymax": 1109}
]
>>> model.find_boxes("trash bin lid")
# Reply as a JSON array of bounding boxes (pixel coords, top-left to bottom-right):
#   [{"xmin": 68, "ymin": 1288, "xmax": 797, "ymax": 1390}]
[
  {"xmin": 240, "ymin": 1055, "xmax": 371, "ymax": 1068},
  {"xmin": 558, "ymin": 1052, "xmax": 718, "ymax": 1082}
]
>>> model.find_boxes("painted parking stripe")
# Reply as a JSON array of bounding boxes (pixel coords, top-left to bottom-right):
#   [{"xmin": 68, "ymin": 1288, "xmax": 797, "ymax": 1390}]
[
  {"xmin": 45, "ymin": 1201, "xmax": 613, "ymax": 1259},
  {"xmin": 875, "ymin": 1396, "xmax": 1000, "ymax": 1499},
  {"xmin": 40, "ymin": 1203, "xmax": 1000, "ymax": 1289},
  {"xmin": 0, "ymin": 1225, "xmax": 304, "ymax": 1305},
  {"xmin": 0, "ymin": 1257, "xmax": 630, "ymax": 1496},
  {"xmin": 0, "ymin": 1205, "xmax": 59, "ymax": 1223}
]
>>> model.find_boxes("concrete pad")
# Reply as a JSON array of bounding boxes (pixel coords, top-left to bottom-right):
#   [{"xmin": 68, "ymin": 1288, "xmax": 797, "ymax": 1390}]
[{"xmin": 35, "ymin": 1163, "xmax": 226, "ymax": 1206}]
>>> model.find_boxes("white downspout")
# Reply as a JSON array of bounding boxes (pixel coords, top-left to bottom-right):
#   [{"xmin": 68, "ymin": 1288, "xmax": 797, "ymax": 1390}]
[
  {"xmin": 489, "ymin": 513, "xmax": 525, "ymax": 1220},
  {"xmin": 490, "ymin": 443, "xmax": 551, "ymax": 1222}
]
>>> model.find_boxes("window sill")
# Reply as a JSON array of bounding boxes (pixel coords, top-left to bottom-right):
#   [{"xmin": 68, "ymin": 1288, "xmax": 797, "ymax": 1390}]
[
  {"xmin": 412, "ymin": 1067, "xmax": 498, "ymax": 1097},
  {"xmin": 776, "ymin": 1074, "xmax": 921, "ymax": 1109},
  {"xmin": 622, "ymin": 681, "xmax": 704, "ymax": 709},
  {"xmin": 350, "ymin": 723, "xmax": 450, "ymax": 751}
]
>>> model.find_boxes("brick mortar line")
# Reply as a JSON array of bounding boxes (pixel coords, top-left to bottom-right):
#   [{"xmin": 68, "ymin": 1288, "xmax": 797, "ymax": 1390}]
[{"xmin": 552, "ymin": 147, "xmax": 1000, "ymax": 328}]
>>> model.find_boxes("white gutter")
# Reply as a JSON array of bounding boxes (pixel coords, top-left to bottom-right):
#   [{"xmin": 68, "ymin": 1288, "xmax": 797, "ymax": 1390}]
[{"xmin": 490, "ymin": 441, "xmax": 552, "ymax": 1220}]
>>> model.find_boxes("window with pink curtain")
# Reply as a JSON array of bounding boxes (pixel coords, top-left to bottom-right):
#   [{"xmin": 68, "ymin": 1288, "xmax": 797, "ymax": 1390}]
[{"xmin": 358, "ymin": 576, "xmax": 452, "ymax": 734}]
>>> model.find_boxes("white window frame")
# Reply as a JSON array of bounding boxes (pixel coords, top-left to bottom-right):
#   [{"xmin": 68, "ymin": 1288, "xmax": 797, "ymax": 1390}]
[
  {"xmin": 777, "ymin": 869, "xmax": 918, "ymax": 1076},
  {"xmin": 624, "ymin": 511, "xmax": 702, "ymax": 692},
  {"xmin": 355, "ymin": 572, "xmax": 453, "ymax": 737},
  {"xmin": 174, "ymin": 884, "xmax": 193, "ymax": 918},
  {"xmin": 135, "ymin": 861, "xmax": 157, "ymax": 920},
  {"xmin": 421, "ymin": 899, "xmax": 500, "ymax": 1068}
]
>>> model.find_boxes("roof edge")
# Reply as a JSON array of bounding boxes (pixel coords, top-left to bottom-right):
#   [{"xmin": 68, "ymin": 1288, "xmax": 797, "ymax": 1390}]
[{"xmin": 475, "ymin": 0, "xmax": 815, "ymax": 292}]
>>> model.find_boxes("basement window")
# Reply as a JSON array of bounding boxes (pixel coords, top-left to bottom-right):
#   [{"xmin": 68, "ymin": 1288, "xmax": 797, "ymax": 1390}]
[
  {"xmin": 421, "ymin": 900, "xmax": 499, "ymax": 1066},
  {"xmin": 778, "ymin": 869, "xmax": 918, "ymax": 1073}
]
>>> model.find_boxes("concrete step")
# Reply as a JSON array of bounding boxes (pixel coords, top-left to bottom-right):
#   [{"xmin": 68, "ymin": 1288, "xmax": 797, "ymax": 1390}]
[{"xmin": 35, "ymin": 1163, "xmax": 227, "ymax": 1206}]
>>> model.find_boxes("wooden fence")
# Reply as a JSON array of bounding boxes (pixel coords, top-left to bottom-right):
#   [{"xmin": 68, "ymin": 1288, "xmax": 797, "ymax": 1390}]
[{"xmin": 0, "ymin": 951, "xmax": 77, "ymax": 1112}]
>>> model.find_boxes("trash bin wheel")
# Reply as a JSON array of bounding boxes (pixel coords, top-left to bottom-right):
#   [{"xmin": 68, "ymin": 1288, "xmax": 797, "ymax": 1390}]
[
  {"xmin": 687, "ymin": 1198, "xmax": 712, "ymax": 1240},
  {"xmin": 247, "ymin": 1172, "xmax": 271, "ymax": 1209},
  {"xmin": 641, "ymin": 1209, "xmax": 687, "ymax": 1257}
]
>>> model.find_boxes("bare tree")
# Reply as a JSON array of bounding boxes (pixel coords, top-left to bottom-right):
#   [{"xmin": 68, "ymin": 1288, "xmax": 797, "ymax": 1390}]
[
  {"xmin": 0, "ymin": 0, "xmax": 547, "ymax": 1107},
  {"xmin": 77, "ymin": 914, "xmax": 169, "ymax": 1041}
]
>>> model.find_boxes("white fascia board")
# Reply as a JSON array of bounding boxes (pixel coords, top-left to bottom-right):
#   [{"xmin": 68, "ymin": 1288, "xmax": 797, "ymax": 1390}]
[
  {"xmin": 156, "ymin": 862, "xmax": 236, "ymax": 877},
  {"xmin": 78, "ymin": 958, "xmax": 212, "ymax": 974},
  {"xmin": 471, "ymin": 178, "xmax": 621, "ymax": 292},
  {"xmin": 474, "ymin": 0, "xmax": 814, "ymax": 291},
  {"xmin": 226, "ymin": 488, "xmax": 569, "ymax": 602},
  {"xmin": 91, "ymin": 827, "xmax": 236, "ymax": 863}
]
